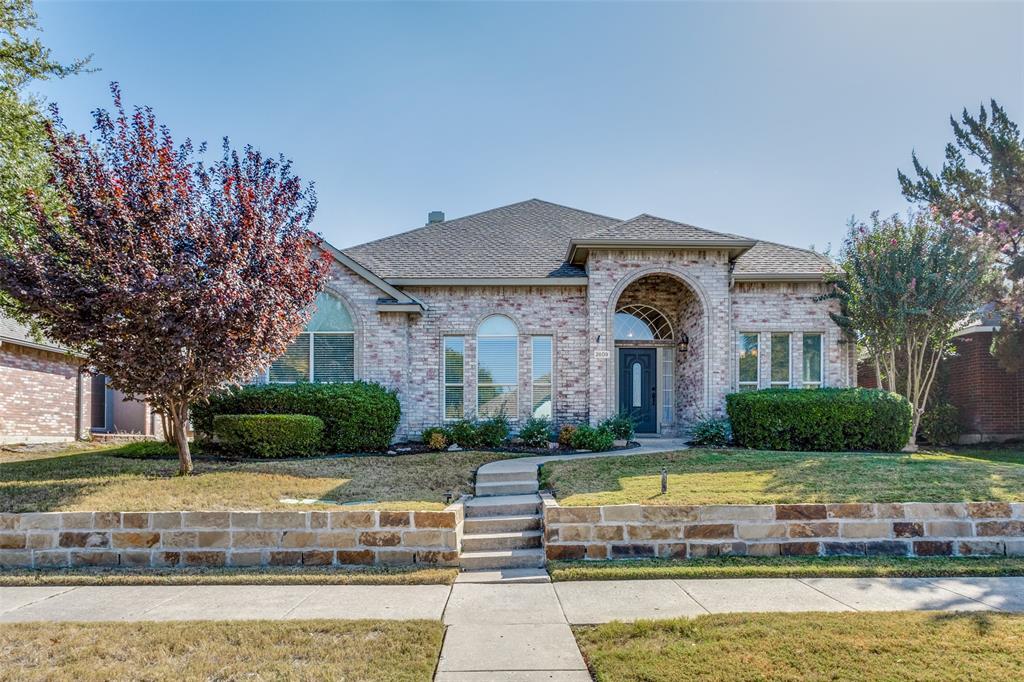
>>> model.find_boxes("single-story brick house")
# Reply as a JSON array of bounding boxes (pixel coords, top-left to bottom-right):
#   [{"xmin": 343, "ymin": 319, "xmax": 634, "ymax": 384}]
[
  {"xmin": 0, "ymin": 315, "xmax": 161, "ymax": 444},
  {"xmin": 266, "ymin": 199, "xmax": 855, "ymax": 439}
]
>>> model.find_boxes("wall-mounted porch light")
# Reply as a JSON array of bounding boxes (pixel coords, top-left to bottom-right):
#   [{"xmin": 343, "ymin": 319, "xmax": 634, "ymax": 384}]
[{"xmin": 679, "ymin": 333, "xmax": 690, "ymax": 353}]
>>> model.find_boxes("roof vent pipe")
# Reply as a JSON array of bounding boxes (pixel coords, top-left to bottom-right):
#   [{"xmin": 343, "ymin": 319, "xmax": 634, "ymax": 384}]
[{"xmin": 427, "ymin": 211, "xmax": 445, "ymax": 225}]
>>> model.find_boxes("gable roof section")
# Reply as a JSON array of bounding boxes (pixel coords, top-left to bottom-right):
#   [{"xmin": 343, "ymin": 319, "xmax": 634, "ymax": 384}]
[
  {"xmin": 0, "ymin": 314, "xmax": 77, "ymax": 356},
  {"xmin": 566, "ymin": 214, "xmax": 756, "ymax": 264},
  {"xmin": 343, "ymin": 199, "xmax": 619, "ymax": 281}
]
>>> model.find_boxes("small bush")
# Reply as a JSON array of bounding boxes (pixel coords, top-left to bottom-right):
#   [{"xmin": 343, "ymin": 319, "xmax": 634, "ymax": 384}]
[
  {"xmin": 193, "ymin": 382, "xmax": 400, "ymax": 453},
  {"xmin": 519, "ymin": 417, "xmax": 553, "ymax": 448},
  {"xmin": 557, "ymin": 424, "xmax": 578, "ymax": 448},
  {"xmin": 212, "ymin": 414, "xmax": 324, "ymax": 458},
  {"xmin": 690, "ymin": 417, "xmax": 732, "ymax": 447},
  {"xmin": 726, "ymin": 388, "xmax": 912, "ymax": 452},
  {"xmin": 476, "ymin": 415, "xmax": 510, "ymax": 448},
  {"xmin": 420, "ymin": 426, "xmax": 451, "ymax": 451},
  {"xmin": 103, "ymin": 441, "xmax": 182, "ymax": 459},
  {"xmin": 920, "ymin": 403, "xmax": 962, "ymax": 446},
  {"xmin": 449, "ymin": 420, "xmax": 481, "ymax": 449},
  {"xmin": 570, "ymin": 424, "xmax": 616, "ymax": 452},
  {"xmin": 600, "ymin": 413, "xmax": 636, "ymax": 441}
]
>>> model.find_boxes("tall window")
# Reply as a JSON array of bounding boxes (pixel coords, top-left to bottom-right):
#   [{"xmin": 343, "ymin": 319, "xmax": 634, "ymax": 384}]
[
  {"xmin": 661, "ymin": 347, "xmax": 674, "ymax": 423},
  {"xmin": 802, "ymin": 333, "xmax": 823, "ymax": 388},
  {"xmin": 443, "ymin": 337, "xmax": 465, "ymax": 420},
  {"xmin": 269, "ymin": 292, "xmax": 354, "ymax": 383},
  {"xmin": 771, "ymin": 333, "xmax": 791, "ymax": 388},
  {"xmin": 738, "ymin": 333, "xmax": 759, "ymax": 391},
  {"xmin": 531, "ymin": 336, "xmax": 553, "ymax": 419},
  {"xmin": 477, "ymin": 315, "xmax": 518, "ymax": 419}
]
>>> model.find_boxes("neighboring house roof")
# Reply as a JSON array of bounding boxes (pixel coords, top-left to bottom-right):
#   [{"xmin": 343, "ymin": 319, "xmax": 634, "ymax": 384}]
[
  {"xmin": 342, "ymin": 198, "xmax": 835, "ymax": 283},
  {"xmin": 0, "ymin": 314, "xmax": 76, "ymax": 356}
]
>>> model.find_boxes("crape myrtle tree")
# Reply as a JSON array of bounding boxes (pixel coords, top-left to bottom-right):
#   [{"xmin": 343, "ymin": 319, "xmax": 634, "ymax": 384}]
[
  {"xmin": 0, "ymin": 85, "xmax": 330, "ymax": 474},
  {"xmin": 899, "ymin": 100, "xmax": 1024, "ymax": 371},
  {"xmin": 829, "ymin": 211, "xmax": 991, "ymax": 447}
]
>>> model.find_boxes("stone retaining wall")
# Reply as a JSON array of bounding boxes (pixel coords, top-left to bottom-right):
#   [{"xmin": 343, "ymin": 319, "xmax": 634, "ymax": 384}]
[
  {"xmin": 0, "ymin": 503, "xmax": 465, "ymax": 569},
  {"xmin": 541, "ymin": 494, "xmax": 1024, "ymax": 561}
]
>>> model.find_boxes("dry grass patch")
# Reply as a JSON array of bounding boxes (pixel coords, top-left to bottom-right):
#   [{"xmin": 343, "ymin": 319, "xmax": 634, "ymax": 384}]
[
  {"xmin": 0, "ymin": 565, "xmax": 456, "ymax": 586},
  {"xmin": 0, "ymin": 443, "xmax": 524, "ymax": 512},
  {"xmin": 549, "ymin": 556, "xmax": 1024, "ymax": 581},
  {"xmin": 575, "ymin": 612, "xmax": 1024, "ymax": 681},
  {"xmin": 1, "ymin": 619, "xmax": 444, "ymax": 682},
  {"xmin": 542, "ymin": 446, "xmax": 1024, "ymax": 506}
]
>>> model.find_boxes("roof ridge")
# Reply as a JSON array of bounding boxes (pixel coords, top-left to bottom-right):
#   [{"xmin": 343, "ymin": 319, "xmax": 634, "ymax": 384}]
[
  {"xmin": 581, "ymin": 212, "xmax": 752, "ymax": 241},
  {"xmin": 344, "ymin": 198, "xmax": 620, "ymax": 253}
]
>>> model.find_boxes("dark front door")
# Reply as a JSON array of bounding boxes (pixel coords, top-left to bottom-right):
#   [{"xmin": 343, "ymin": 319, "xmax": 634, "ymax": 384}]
[{"xmin": 618, "ymin": 348, "xmax": 657, "ymax": 434}]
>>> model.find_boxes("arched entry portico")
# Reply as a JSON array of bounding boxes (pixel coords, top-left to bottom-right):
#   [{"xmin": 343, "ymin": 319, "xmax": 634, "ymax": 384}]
[{"xmin": 603, "ymin": 269, "xmax": 709, "ymax": 435}]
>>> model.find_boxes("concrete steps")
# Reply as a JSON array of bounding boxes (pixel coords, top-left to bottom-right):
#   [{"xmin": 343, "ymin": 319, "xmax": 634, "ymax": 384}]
[
  {"xmin": 464, "ymin": 494, "xmax": 542, "ymax": 518},
  {"xmin": 462, "ymin": 530, "xmax": 543, "ymax": 553},
  {"xmin": 459, "ymin": 548, "xmax": 547, "ymax": 570},
  {"xmin": 463, "ymin": 514, "xmax": 542, "ymax": 534},
  {"xmin": 474, "ymin": 480, "xmax": 539, "ymax": 497}
]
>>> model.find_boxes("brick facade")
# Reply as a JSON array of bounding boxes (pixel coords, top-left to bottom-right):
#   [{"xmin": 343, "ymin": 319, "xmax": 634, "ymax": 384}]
[
  {"xmin": 0, "ymin": 343, "xmax": 90, "ymax": 444},
  {"xmin": 327, "ymin": 247, "xmax": 852, "ymax": 440},
  {"xmin": 945, "ymin": 331, "xmax": 1024, "ymax": 441}
]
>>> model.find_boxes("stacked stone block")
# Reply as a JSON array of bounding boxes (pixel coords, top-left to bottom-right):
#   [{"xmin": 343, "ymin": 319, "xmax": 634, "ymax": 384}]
[
  {"xmin": 0, "ymin": 505, "xmax": 464, "ymax": 569},
  {"xmin": 541, "ymin": 494, "xmax": 1024, "ymax": 561}
]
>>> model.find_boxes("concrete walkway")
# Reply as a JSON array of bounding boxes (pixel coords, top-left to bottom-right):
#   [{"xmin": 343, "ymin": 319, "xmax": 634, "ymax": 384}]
[
  {"xmin": 473, "ymin": 436, "xmax": 688, "ymax": 481},
  {"xmin": 3, "ymin": 577, "xmax": 1023, "ymax": 681}
]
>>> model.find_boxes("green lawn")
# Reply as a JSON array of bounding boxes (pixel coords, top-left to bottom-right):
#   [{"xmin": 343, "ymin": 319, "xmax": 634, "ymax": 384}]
[
  {"xmin": 0, "ymin": 564, "xmax": 457, "ymax": 586},
  {"xmin": 0, "ymin": 619, "xmax": 444, "ymax": 682},
  {"xmin": 0, "ymin": 443, "xmax": 521, "ymax": 512},
  {"xmin": 541, "ymin": 446, "xmax": 1024, "ymax": 506},
  {"xmin": 549, "ymin": 556, "xmax": 1024, "ymax": 581},
  {"xmin": 574, "ymin": 612, "xmax": 1024, "ymax": 682}
]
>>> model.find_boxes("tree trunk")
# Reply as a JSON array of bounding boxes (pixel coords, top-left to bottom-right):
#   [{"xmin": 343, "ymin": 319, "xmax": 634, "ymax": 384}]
[{"xmin": 170, "ymin": 403, "xmax": 193, "ymax": 475}]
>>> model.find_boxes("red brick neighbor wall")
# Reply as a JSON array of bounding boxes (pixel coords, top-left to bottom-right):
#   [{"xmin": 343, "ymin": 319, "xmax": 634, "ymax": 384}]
[
  {"xmin": 946, "ymin": 331, "xmax": 1024, "ymax": 441},
  {"xmin": 0, "ymin": 343, "xmax": 89, "ymax": 444}
]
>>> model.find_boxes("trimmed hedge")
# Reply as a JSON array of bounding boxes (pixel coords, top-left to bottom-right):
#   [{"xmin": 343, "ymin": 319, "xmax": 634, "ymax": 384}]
[
  {"xmin": 193, "ymin": 382, "xmax": 400, "ymax": 453},
  {"xmin": 725, "ymin": 388, "xmax": 912, "ymax": 452},
  {"xmin": 212, "ymin": 414, "xmax": 324, "ymax": 458}
]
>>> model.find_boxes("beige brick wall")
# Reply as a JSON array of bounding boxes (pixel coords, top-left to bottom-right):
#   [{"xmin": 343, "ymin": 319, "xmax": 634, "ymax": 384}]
[
  {"xmin": 542, "ymin": 495, "xmax": 1024, "ymax": 560},
  {"xmin": 0, "ymin": 503, "xmax": 465, "ymax": 569},
  {"xmin": 0, "ymin": 344, "xmax": 90, "ymax": 443}
]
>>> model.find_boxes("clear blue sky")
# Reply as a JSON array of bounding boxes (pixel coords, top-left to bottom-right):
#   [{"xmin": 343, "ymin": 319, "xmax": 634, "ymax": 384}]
[{"xmin": 32, "ymin": 1, "xmax": 1024, "ymax": 253}]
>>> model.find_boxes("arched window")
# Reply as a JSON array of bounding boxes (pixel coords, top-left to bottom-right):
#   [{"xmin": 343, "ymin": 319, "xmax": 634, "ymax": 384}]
[
  {"xmin": 614, "ymin": 304, "xmax": 673, "ymax": 341},
  {"xmin": 477, "ymin": 315, "xmax": 518, "ymax": 419},
  {"xmin": 268, "ymin": 291, "xmax": 355, "ymax": 383}
]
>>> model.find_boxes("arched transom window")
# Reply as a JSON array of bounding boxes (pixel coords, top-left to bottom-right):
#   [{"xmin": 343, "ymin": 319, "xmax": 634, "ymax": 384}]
[
  {"xmin": 614, "ymin": 304, "xmax": 673, "ymax": 341},
  {"xmin": 477, "ymin": 315, "xmax": 518, "ymax": 418},
  {"xmin": 268, "ymin": 291, "xmax": 355, "ymax": 383}
]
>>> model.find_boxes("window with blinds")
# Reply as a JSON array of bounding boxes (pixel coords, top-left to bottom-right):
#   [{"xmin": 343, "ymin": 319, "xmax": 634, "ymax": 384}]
[
  {"xmin": 267, "ymin": 292, "xmax": 355, "ymax": 384},
  {"xmin": 477, "ymin": 315, "xmax": 518, "ymax": 419},
  {"xmin": 803, "ymin": 333, "xmax": 823, "ymax": 388},
  {"xmin": 771, "ymin": 333, "xmax": 791, "ymax": 388},
  {"xmin": 661, "ymin": 347, "xmax": 674, "ymax": 423},
  {"xmin": 532, "ymin": 336, "xmax": 552, "ymax": 419},
  {"xmin": 444, "ymin": 336, "xmax": 464, "ymax": 420}
]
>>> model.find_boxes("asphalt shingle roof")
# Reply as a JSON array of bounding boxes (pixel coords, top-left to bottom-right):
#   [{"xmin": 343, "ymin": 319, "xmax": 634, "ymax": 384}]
[
  {"xmin": 342, "ymin": 198, "xmax": 834, "ymax": 280},
  {"xmin": 0, "ymin": 314, "xmax": 68, "ymax": 353}
]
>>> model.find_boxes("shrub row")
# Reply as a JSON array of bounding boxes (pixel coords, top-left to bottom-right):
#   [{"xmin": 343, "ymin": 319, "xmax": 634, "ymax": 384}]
[
  {"xmin": 192, "ymin": 382, "xmax": 400, "ymax": 453},
  {"xmin": 725, "ymin": 388, "xmax": 911, "ymax": 452},
  {"xmin": 212, "ymin": 414, "xmax": 324, "ymax": 458},
  {"xmin": 420, "ymin": 414, "xmax": 633, "ymax": 453}
]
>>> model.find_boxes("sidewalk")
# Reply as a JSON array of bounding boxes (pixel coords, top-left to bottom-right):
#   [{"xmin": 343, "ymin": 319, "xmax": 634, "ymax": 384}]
[{"xmin": 3, "ymin": 577, "xmax": 1022, "ymax": 680}]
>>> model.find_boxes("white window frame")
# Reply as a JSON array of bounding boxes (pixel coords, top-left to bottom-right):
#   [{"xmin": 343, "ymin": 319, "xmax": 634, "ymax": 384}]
[
  {"xmin": 802, "ymin": 332, "xmax": 824, "ymax": 389},
  {"xmin": 737, "ymin": 332, "xmax": 759, "ymax": 391},
  {"xmin": 477, "ymin": 315, "xmax": 519, "ymax": 420},
  {"xmin": 661, "ymin": 346, "xmax": 674, "ymax": 424},
  {"xmin": 770, "ymin": 332, "xmax": 791, "ymax": 388},
  {"xmin": 531, "ymin": 336, "xmax": 553, "ymax": 420},
  {"xmin": 443, "ymin": 336, "xmax": 465, "ymax": 421}
]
